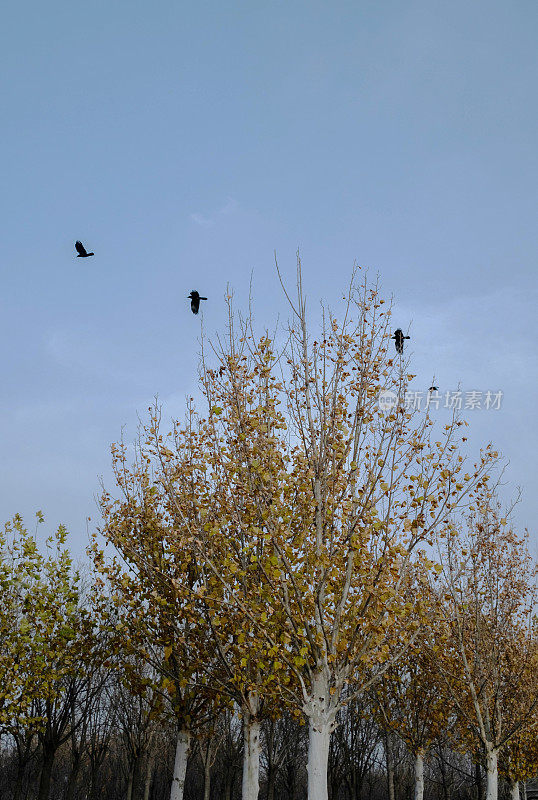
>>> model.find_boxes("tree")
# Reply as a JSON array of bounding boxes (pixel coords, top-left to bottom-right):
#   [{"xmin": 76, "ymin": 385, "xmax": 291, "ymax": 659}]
[
  {"xmin": 1, "ymin": 516, "xmax": 107, "ymax": 800},
  {"xmin": 0, "ymin": 515, "xmax": 48, "ymax": 735},
  {"xmin": 93, "ymin": 459, "xmax": 229, "ymax": 800},
  {"xmin": 372, "ymin": 575, "xmax": 453, "ymax": 800},
  {"xmin": 30, "ymin": 545, "xmax": 105, "ymax": 800},
  {"xmin": 98, "ymin": 260, "xmax": 499, "ymax": 800},
  {"xmin": 434, "ymin": 494, "xmax": 538, "ymax": 800},
  {"xmin": 499, "ymin": 718, "xmax": 538, "ymax": 800},
  {"xmin": 330, "ymin": 694, "xmax": 381, "ymax": 800}
]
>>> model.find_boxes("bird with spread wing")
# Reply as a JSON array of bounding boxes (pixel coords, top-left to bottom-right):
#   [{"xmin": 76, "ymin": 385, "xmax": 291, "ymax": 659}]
[
  {"xmin": 188, "ymin": 290, "xmax": 207, "ymax": 314},
  {"xmin": 75, "ymin": 241, "xmax": 94, "ymax": 258},
  {"xmin": 392, "ymin": 328, "xmax": 410, "ymax": 354}
]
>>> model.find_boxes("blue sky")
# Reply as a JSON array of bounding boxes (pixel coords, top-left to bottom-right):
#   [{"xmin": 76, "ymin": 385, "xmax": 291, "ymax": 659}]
[{"xmin": 1, "ymin": 0, "xmax": 537, "ymax": 556}]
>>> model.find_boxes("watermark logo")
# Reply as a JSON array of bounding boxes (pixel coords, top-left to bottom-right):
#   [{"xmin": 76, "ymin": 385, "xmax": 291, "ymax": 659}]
[
  {"xmin": 378, "ymin": 390, "xmax": 398, "ymax": 411},
  {"xmin": 378, "ymin": 389, "xmax": 504, "ymax": 411}
]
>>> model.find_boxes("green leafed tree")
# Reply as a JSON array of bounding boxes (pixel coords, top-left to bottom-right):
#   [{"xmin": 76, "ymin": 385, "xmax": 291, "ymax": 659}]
[{"xmin": 1, "ymin": 515, "xmax": 107, "ymax": 800}]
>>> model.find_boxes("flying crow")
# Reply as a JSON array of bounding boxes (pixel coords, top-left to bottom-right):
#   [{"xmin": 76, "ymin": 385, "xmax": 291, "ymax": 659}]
[
  {"xmin": 75, "ymin": 241, "xmax": 94, "ymax": 257},
  {"xmin": 392, "ymin": 328, "xmax": 410, "ymax": 354},
  {"xmin": 188, "ymin": 290, "xmax": 207, "ymax": 315},
  {"xmin": 429, "ymin": 386, "xmax": 438, "ymax": 392}
]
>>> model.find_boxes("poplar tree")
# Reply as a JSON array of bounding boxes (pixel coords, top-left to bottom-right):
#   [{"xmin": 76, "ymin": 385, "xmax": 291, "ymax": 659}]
[
  {"xmin": 93, "ymin": 466, "xmax": 226, "ymax": 800},
  {"xmin": 434, "ymin": 495, "xmax": 538, "ymax": 800},
  {"xmin": 121, "ymin": 261, "xmax": 497, "ymax": 800}
]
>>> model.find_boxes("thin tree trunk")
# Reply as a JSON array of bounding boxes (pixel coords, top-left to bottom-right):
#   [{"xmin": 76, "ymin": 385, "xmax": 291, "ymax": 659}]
[
  {"xmin": 387, "ymin": 763, "xmax": 395, "ymax": 800},
  {"xmin": 203, "ymin": 756, "xmax": 211, "ymax": 800},
  {"xmin": 437, "ymin": 741, "xmax": 450, "ymax": 800},
  {"xmin": 64, "ymin": 750, "xmax": 81, "ymax": 800},
  {"xmin": 475, "ymin": 760, "xmax": 483, "ymax": 800},
  {"xmin": 37, "ymin": 742, "xmax": 56, "ymax": 800},
  {"xmin": 485, "ymin": 746, "xmax": 498, "ymax": 800},
  {"xmin": 199, "ymin": 734, "xmax": 218, "ymax": 800},
  {"xmin": 126, "ymin": 765, "xmax": 135, "ymax": 800},
  {"xmin": 12, "ymin": 766, "xmax": 24, "ymax": 800},
  {"xmin": 266, "ymin": 768, "xmax": 276, "ymax": 800},
  {"xmin": 241, "ymin": 697, "xmax": 261, "ymax": 800},
  {"xmin": 89, "ymin": 764, "xmax": 102, "ymax": 800},
  {"xmin": 170, "ymin": 728, "xmax": 191, "ymax": 800},
  {"xmin": 414, "ymin": 748, "xmax": 425, "ymax": 800},
  {"xmin": 265, "ymin": 721, "xmax": 276, "ymax": 800},
  {"xmin": 12, "ymin": 748, "xmax": 31, "ymax": 800},
  {"xmin": 89, "ymin": 744, "xmax": 109, "ymax": 800},
  {"xmin": 509, "ymin": 781, "xmax": 520, "ymax": 800},
  {"xmin": 384, "ymin": 735, "xmax": 395, "ymax": 800},
  {"xmin": 224, "ymin": 772, "xmax": 234, "ymax": 800},
  {"xmin": 143, "ymin": 757, "xmax": 153, "ymax": 800},
  {"xmin": 13, "ymin": 734, "xmax": 35, "ymax": 800}
]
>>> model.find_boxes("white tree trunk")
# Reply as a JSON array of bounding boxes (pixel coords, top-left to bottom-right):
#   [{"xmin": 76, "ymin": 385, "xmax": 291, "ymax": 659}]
[
  {"xmin": 384, "ymin": 733, "xmax": 396, "ymax": 800},
  {"xmin": 170, "ymin": 729, "xmax": 191, "ymax": 800},
  {"xmin": 241, "ymin": 694, "xmax": 261, "ymax": 800},
  {"xmin": 509, "ymin": 780, "xmax": 520, "ymax": 800},
  {"xmin": 304, "ymin": 669, "xmax": 337, "ymax": 800},
  {"xmin": 414, "ymin": 748, "xmax": 425, "ymax": 800},
  {"xmin": 485, "ymin": 745, "xmax": 498, "ymax": 800},
  {"xmin": 203, "ymin": 757, "xmax": 211, "ymax": 800},
  {"xmin": 307, "ymin": 716, "xmax": 331, "ymax": 800}
]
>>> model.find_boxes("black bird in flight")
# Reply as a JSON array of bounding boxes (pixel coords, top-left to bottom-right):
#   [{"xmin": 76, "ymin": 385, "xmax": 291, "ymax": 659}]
[
  {"xmin": 188, "ymin": 290, "xmax": 207, "ymax": 315},
  {"xmin": 392, "ymin": 328, "xmax": 410, "ymax": 354},
  {"xmin": 429, "ymin": 386, "xmax": 439, "ymax": 392},
  {"xmin": 75, "ymin": 241, "xmax": 94, "ymax": 257}
]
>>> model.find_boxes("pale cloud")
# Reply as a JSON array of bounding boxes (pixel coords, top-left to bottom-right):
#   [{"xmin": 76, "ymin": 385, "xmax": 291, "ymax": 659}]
[
  {"xmin": 43, "ymin": 329, "xmax": 140, "ymax": 384},
  {"xmin": 189, "ymin": 197, "xmax": 239, "ymax": 226},
  {"xmin": 189, "ymin": 212, "xmax": 214, "ymax": 227},
  {"xmin": 44, "ymin": 328, "xmax": 105, "ymax": 373},
  {"xmin": 219, "ymin": 196, "xmax": 238, "ymax": 216}
]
